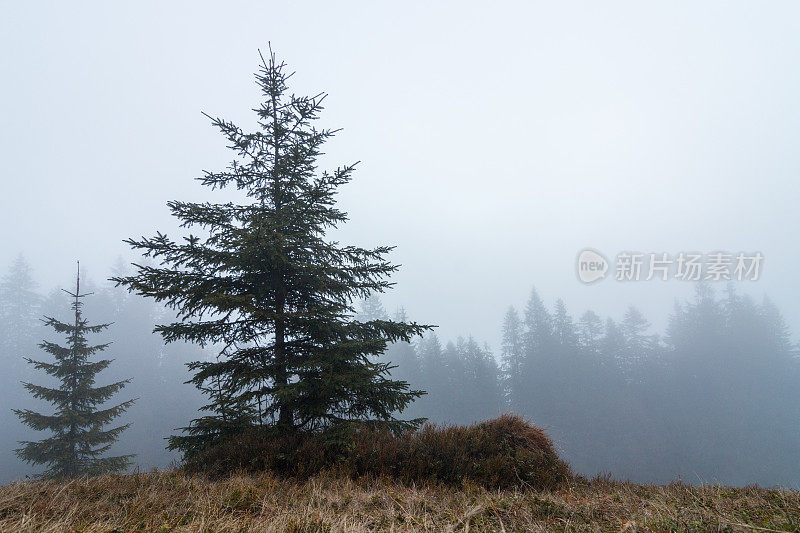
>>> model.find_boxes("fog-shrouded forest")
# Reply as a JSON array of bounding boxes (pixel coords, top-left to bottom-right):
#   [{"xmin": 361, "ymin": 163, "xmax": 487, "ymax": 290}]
[
  {"xmin": 1, "ymin": 253, "xmax": 796, "ymax": 488},
  {"xmin": 3, "ymin": 4, "xmax": 800, "ymax": 510}
]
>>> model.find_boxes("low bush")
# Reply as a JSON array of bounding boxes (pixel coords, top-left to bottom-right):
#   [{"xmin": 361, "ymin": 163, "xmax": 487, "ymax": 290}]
[{"xmin": 182, "ymin": 414, "xmax": 571, "ymax": 489}]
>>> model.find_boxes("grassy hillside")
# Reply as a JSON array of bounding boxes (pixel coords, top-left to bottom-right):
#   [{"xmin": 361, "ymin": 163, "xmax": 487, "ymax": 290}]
[{"xmin": 1, "ymin": 471, "xmax": 797, "ymax": 532}]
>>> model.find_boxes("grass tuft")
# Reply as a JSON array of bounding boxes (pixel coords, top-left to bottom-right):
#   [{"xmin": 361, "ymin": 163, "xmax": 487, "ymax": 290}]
[{"xmin": 184, "ymin": 414, "xmax": 571, "ymax": 490}]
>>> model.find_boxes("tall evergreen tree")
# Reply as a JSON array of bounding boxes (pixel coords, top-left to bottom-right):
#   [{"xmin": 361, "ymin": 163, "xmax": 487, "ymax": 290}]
[
  {"xmin": 413, "ymin": 334, "xmax": 451, "ymax": 422},
  {"xmin": 13, "ymin": 265, "xmax": 135, "ymax": 478},
  {"xmin": 358, "ymin": 295, "xmax": 388, "ymax": 321},
  {"xmin": 577, "ymin": 310, "xmax": 603, "ymax": 354},
  {"xmin": 552, "ymin": 298, "xmax": 578, "ymax": 350},
  {"xmin": 500, "ymin": 306, "xmax": 524, "ymax": 411},
  {"xmin": 457, "ymin": 337, "xmax": 501, "ymax": 421},
  {"xmin": 114, "ymin": 49, "xmax": 431, "ymax": 455},
  {"xmin": 0, "ymin": 254, "xmax": 41, "ymax": 365},
  {"xmin": 520, "ymin": 287, "xmax": 556, "ymax": 420},
  {"xmin": 551, "ymin": 298, "xmax": 580, "ymax": 397},
  {"xmin": 620, "ymin": 306, "xmax": 657, "ymax": 382},
  {"xmin": 600, "ymin": 318, "xmax": 627, "ymax": 373},
  {"xmin": 522, "ymin": 287, "xmax": 554, "ymax": 361},
  {"xmin": 383, "ymin": 307, "xmax": 421, "ymax": 393}
]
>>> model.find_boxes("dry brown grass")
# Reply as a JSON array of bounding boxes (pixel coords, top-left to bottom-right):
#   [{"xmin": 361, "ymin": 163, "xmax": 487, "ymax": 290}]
[{"xmin": 1, "ymin": 470, "xmax": 798, "ymax": 532}]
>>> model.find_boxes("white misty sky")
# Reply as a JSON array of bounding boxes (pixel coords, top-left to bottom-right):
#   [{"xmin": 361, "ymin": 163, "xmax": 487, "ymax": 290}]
[{"xmin": 1, "ymin": 2, "xmax": 798, "ymax": 351}]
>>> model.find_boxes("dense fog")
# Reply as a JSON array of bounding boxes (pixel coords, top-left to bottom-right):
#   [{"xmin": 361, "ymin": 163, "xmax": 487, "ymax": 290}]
[
  {"xmin": 1, "ymin": 3, "xmax": 799, "ymax": 488},
  {"xmin": 1, "ymin": 258, "xmax": 798, "ymax": 487}
]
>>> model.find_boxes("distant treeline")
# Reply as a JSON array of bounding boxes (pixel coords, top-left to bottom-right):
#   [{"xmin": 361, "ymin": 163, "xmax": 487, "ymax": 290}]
[
  {"xmin": 368, "ymin": 286, "xmax": 799, "ymax": 488},
  {"xmin": 1, "ymin": 254, "xmax": 797, "ymax": 487}
]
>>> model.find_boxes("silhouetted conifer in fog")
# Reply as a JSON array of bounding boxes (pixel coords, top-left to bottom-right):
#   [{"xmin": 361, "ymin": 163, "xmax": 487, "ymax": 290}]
[
  {"xmin": 382, "ymin": 307, "xmax": 421, "ymax": 396},
  {"xmin": 358, "ymin": 295, "xmax": 388, "ymax": 321},
  {"xmin": 501, "ymin": 306, "xmax": 524, "ymax": 411},
  {"xmin": 13, "ymin": 265, "xmax": 135, "ymax": 478},
  {"xmin": 114, "ymin": 48, "xmax": 431, "ymax": 457},
  {"xmin": 450, "ymin": 337, "xmax": 502, "ymax": 420},
  {"xmin": 0, "ymin": 255, "xmax": 40, "ymax": 366},
  {"xmin": 577, "ymin": 310, "xmax": 603, "ymax": 353},
  {"xmin": 522, "ymin": 287, "xmax": 555, "ymax": 372}
]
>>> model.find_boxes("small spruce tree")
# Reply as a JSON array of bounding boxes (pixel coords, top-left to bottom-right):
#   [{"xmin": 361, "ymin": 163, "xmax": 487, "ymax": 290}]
[
  {"xmin": 14, "ymin": 264, "xmax": 135, "ymax": 478},
  {"xmin": 114, "ymin": 48, "xmax": 431, "ymax": 456}
]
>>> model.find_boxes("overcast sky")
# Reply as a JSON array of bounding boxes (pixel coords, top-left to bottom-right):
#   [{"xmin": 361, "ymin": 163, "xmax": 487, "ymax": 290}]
[{"xmin": 1, "ymin": 2, "xmax": 799, "ymax": 350}]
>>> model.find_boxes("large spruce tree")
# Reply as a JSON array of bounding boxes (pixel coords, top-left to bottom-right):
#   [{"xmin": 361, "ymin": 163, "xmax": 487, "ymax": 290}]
[
  {"xmin": 14, "ymin": 264, "xmax": 135, "ymax": 478},
  {"xmin": 114, "ymin": 49, "xmax": 430, "ymax": 455}
]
